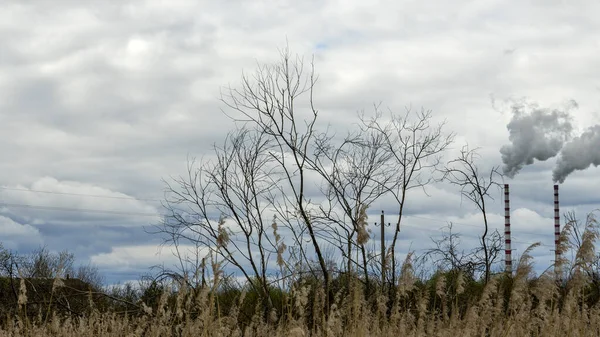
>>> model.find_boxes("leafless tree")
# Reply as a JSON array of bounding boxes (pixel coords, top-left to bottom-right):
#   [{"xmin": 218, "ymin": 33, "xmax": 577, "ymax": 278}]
[
  {"xmin": 313, "ymin": 126, "xmax": 396, "ymax": 291},
  {"xmin": 423, "ymin": 223, "xmax": 477, "ymax": 276},
  {"xmin": 0, "ymin": 244, "xmax": 22, "ymax": 301},
  {"xmin": 219, "ymin": 47, "xmax": 339, "ymax": 308},
  {"xmin": 158, "ymin": 128, "xmax": 283, "ymax": 311},
  {"xmin": 441, "ymin": 145, "xmax": 502, "ymax": 283},
  {"xmin": 160, "ymin": 47, "xmax": 455, "ymax": 318},
  {"xmin": 19, "ymin": 246, "xmax": 75, "ymax": 279},
  {"xmin": 75, "ymin": 263, "xmax": 105, "ymax": 290},
  {"xmin": 423, "ymin": 222, "xmax": 503, "ymax": 280},
  {"xmin": 0, "ymin": 244, "xmax": 18, "ymax": 277},
  {"xmin": 362, "ymin": 107, "xmax": 455, "ymax": 286}
]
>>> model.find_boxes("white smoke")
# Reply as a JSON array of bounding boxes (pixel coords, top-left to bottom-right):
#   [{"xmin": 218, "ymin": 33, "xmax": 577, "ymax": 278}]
[
  {"xmin": 500, "ymin": 99, "xmax": 576, "ymax": 178},
  {"xmin": 553, "ymin": 125, "xmax": 600, "ymax": 183}
]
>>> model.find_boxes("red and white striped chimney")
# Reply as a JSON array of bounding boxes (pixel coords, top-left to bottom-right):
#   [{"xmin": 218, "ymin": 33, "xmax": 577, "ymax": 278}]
[
  {"xmin": 554, "ymin": 184, "xmax": 560, "ymax": 276},
  {"xmin": 504, "ymin": 184, "xmax": 512, "ymax": 273}
]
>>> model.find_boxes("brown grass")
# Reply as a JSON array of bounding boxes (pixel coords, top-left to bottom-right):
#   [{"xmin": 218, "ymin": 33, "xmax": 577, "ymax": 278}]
[
  {"xmin": 2, "ymin": 265, "xmax": 600, "ymax": 336},
  {"xmin": 3, "ymin": 218, "xmax": 600, "ymax": 336}
]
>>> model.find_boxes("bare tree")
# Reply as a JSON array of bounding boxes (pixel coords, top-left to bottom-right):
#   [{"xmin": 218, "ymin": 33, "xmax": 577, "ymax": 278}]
[
  {"xmin": 312, "ymin": 126, "xmax": 396, "ymax": 291},
  {"xmin": 160, "ymin": 47, "xmax": 455, "ymax": 319},
  {"xmin": 20, "ymin": 246, "xmax": 75, "ymax": 279},
  {"xmin": 158, "ymin": 128, "xmax": 282, "ymax": 311},
  {"xmin": 219, "ymin": 47, "xmax": 338, "ymax": 308},
  {"xmin": 0, "ymin": 244, "xmax": 22, "ymax": 301},
  {"xmin": 363, "ymin": 107, "xmax": 454, "ymax": 286},
  {"xmin": 75, "ymin": 263, "xmax": 105, "ymax": 290},
  {"xmin": 0, "ymin": 244, "xmax": 18, "ymax": 277},
  {"xmin": 441, "ymin": 145, "xmax": 502, "ymax": 283},
  {"xmin": 423, "ymin": 223, "xmax": 478, "ymax": 276},
  {"xmin": 423, "ymin": 222, "xmax": 503, "ymax": 281}
]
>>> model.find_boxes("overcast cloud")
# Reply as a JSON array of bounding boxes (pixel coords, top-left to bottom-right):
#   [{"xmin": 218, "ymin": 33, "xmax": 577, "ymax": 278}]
[{"xmin": 1, "ymin": 0, "xmax": 600, "ymax": 284}]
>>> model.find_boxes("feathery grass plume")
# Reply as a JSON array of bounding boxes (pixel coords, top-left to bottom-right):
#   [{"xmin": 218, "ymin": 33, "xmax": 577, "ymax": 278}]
[
  {"xmin": 288, "ymin": 326, "xmax": 306, "ymax": 337},
  {"xmin": 346, "ymin": 276, "xmax": 367, "ymax": 334},
  {"xmin": 217, "ymin": 215, "xmax": 230, "ymax": 249},
  {"xmin": 397, "ymin": 252, "xmax": 416, "ymax": 296},
  {"xmin": 51, "ymin": 275, "xmax": 64, "ymax": 293},
  {"xmin": 388, "ymin": 252, "xmax": 416, "ymax": 332},
  {"xmin": 383, "ymin": 248, "xmax": 393, "ymax": 279},
  {"xmin": 356, "ymin": 204, "xmax": 370, "ymax": 245},
  {"xmin": 573, "ymin": 212, "xmax": 599, "ymax": 274},
  {"xmin": 311, "ymin": 285, "xmax": 326, "ymax": 334},
  {"xmin": 175, "ymin": 280, "xmax": 187, "ymax": 321},
  {"xmin": 141, "ymin": 301, "xmax": 153, "ymax": 315},
  {"xmin": 509, "ymin": 242, "xmax": 540, "ymax": 316},
  {"xmin": 87, "ymin": 287, "xmax": 97, "ymax": 314},
  {"xmin": 18, "ymin": 277, "xmax": 27, "ymax": 308},
  {"xmin": 271, "ymin": 215, "xmax": 281, "ymax": 243},
  {"xmin": 530, "ymin": 272, "xmax": 559, "ymax": 327},
  {"xmin": 515, "ymin": 242, "xmax": 541, "ymax": 281},
  {"xmin": 455, "ymin": 271, "xmax": 465, "ymax": 296},
  {"xmin": 276, "ymin": 242, "xmax": 287, "ymax": 269},
  {"xmin": 435, "ymin": 273, "xmax": 447, "ymax": 297},
  {"xmin": 416, "ymin": 290, "xmax": 430, "ymax": 334},
  {"xmin": 375, "ymin": 293, "xmax": 388, "ymax": 329},
  {"xmin": 555, "ymin": 218, "xmax": 575, "ymax": 279},
  {"xmin": 210, "ymin": 254, "xmax": 223, "ymax": 289},
  {"xmin": 155, "ymin": 283, "xmax": 170, "ymax": 324},
  {"xmin": 473, "ymin": 275, "xmax": 500, "ymax": 332},
  {"xmin": 191, "ymin": 257, "xmax": 218, "ymax": 335},
  {"xmin": 325, "ymin": 302, "xmax": 342, "ymax": 337},
  {"xmin": 233, "ymin": 287, "xmax": 247, "ymax": 320},
  {"xmin": 16, "ymin": 276, "xmax": 29, "ymax": 333},
  {"xmin": 449, "ymin": 271, "xmax": 465, "ymax": 322},
  {"xmin": 292, "ymin": 285, "xmax": 309, "ymax": 319},
  {"xmin": 271, "ymin": 215, "xmax": 287, "ymax": 269},
  {"xmin": 268, "ymin": 308, "xmax": 278, "ymax": 324},
  {"xmin": 49, "ymin": 311, "xmax": 61, "ymax": 335},
  {"xmin": 434, "ymin": 273, "xmax": 448, "ymax": 321},
  {"xmin": 194, "ymin": 285, "xmax": 211, "ymax": 323},
  {"xmin": 44, "ymin": 275, "xmax": 66, "ymax": 326}
]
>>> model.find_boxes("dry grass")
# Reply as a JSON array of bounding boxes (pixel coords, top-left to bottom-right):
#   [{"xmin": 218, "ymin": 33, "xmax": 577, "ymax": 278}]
[
  {"xmin": 3, "ymin": 266, "xmax": 600, "ymax": 336},
  {"xmin": 3, "ymin": 218, "xmax": 600, "ymax": 336}
]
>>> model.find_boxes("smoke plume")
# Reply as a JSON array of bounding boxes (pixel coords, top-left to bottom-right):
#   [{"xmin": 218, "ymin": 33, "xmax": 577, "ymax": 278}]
[
  {"xmin": 500, "ymin": 100, "xmax": 576, "ymax": 178},
  {"xmin": 553, "ymin": 125, "xmax": 600, "ymax": 183}
]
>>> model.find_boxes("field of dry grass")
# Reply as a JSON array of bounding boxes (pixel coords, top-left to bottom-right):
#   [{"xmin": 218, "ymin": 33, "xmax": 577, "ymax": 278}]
[
  {"xmin": 0, "ymin": 213, "xmax": 598, "ymax": 336},
  {"xmin": 2, "ymin": 245, "xmax": 600, "ymax": 337}
]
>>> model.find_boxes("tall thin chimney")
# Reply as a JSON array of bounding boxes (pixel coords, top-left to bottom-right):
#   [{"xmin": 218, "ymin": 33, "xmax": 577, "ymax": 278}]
[
  {"xmin": 504, "ymin": 184, "xmax": 512, "ymax": 273},
  {"xmin": 381, "ymin": 210, "xmax": 385, "ymax": 285},
  {"xmin": 554, "ymin": 184, "xmax": 561, "ymax": 277}
]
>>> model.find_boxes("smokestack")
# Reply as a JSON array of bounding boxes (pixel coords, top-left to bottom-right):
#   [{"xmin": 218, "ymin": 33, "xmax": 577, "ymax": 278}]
[
  {"xmin": 381, "ymin": 210, "xmax": 385, "ymax": 285},
  {"xmin": 504, "ymin": 184, "xmax": 512, "ymax": 274},
  {"xmin": 554, "ymin": 184, "xmax": 560, "ymax": 277}
]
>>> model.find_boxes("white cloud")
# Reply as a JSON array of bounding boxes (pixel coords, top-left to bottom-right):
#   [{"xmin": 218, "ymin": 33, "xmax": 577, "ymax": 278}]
[
  {"xmin": 90, "ymin": 244, "xmax": 209, "ymax": 272},
  {"xmin": 0, "ymin": 177, "xmax": 160, "ymax": 226},
  {"xmin": 0, "ymin": 215, "xmax": 43, "ymax": 250}
]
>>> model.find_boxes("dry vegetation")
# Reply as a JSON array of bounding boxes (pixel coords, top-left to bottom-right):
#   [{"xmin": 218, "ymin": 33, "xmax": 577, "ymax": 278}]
[{"xmin": 2, "ymin": 222, "xmax": 600, "ymax": 337}]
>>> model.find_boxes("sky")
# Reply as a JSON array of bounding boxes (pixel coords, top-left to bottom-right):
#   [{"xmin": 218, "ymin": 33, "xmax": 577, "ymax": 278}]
[{"xmin": 1, "ymin": 0, "xmax": 600, "ymax": 285}]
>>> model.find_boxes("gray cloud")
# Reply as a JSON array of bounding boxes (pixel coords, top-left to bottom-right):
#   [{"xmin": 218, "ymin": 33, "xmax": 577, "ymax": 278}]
[
  {"xmin": 500, "ymin": 99, "xmax": 576, "ymax": 178},
  {"xmin": 0, "ymin": 215, "xmax": 43, "ymax": 251}
]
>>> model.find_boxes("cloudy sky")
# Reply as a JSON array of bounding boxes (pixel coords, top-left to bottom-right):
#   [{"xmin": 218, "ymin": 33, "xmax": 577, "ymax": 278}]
[{"xmin": 1, "ymin": 0, "xmax": 600, "ymax": 285}]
